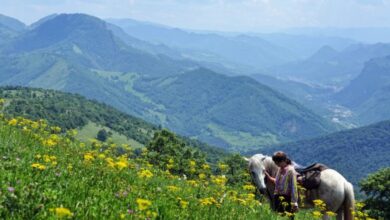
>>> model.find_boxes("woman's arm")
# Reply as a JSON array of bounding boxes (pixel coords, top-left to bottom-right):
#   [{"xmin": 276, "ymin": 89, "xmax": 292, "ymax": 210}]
[
  {"xmin": 289, "ymin": 169, "xmax": 299, "ymax": 209},
  {"xmin": 265, "ymin": 171, "xmax": 276, "ymax": 184}
]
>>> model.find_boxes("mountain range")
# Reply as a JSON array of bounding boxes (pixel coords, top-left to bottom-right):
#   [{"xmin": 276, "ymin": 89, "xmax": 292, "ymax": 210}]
[
  {"xmin": 267, "ymin": 43, "xmax": 390, "ymax": 87},
  {"xmin": 0, "ymin": 13, "xmax": 337, "ymax": 151},
  {"xmin": 335, "ymin": 55, "xmax": 390, "ymax": 124},
  {"xmin": 107, "ymin": 18, "xmax": 297, "ymax": 74},
  {"xmin": 106, "ymin": 15, "xmax": 390, "ymax": 127}
]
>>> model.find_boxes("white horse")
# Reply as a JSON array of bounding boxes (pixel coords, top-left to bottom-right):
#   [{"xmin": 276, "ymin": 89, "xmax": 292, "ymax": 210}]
[{"xmin": 245, "ymin": 154, "xmax": 355, "ymax": 220}]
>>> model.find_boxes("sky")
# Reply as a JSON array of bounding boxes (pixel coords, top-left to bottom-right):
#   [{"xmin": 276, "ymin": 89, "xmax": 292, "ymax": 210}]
[{"xmin": 1, "ymin": 0, "xmax": 390, "ymax": 32}]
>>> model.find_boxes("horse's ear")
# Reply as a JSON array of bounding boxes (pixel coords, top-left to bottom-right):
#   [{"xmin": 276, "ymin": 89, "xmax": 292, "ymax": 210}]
[{"xmin": 243, "ymin": 157, "xmax": 250, "ymax": 162}]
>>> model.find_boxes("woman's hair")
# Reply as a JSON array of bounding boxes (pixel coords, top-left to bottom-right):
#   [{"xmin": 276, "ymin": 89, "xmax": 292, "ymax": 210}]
[{"xmin": 272, "ymin": 151, "xmax": 292, "ymax": 165}]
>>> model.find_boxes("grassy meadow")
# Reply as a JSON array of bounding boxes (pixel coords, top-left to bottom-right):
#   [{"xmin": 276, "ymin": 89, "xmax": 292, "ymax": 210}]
[{"xmin": 0, "ymin": 99, "xmax": 374, "ymax": 219}]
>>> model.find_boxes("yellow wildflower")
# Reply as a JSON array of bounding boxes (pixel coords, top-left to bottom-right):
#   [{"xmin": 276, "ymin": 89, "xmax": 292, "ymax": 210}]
[
  {"xmin": 199, "ymin": 197, "xmax": 217, "ymax": 206},
  {"xmin": 211, "ymin": 175, "xmax": 227, "ymax": 186},
  {"xmin": 116, "ymin": 161, "xmax": 128, "ymax": 170},
  {"xmin": 198, "ymin": 173, "xmax": 206, "ymax": 179},
  {"xmin": 245, "ymin": 193, "xmax": 255, "ymax": 201},
  {"xmin": 187, "ymin": 180, "xmax": 198, "ymax": 187},
  {"xmin": 8, "ymin": 118, "xmax": 18, "ymax": 126},
  {"xmin": 312, "ymin": 211, "xmax": 323, "ymax": 218},
  {"xmin": 138, "ymin": 169, "xmax": 153, "ymax": 178},
  {"xmin": 146, "ymin": 211, "xmax": 158, "ymax": 218},
  {"xmin": 202, "ymin": 164, "xmax": 210, "ymax": 170},
  {"xmin": 84, "ymin": 153, "xmax": 94, "ymax": 162},
  {"xmin": 31, "ymin": 163, "xmax": 46, "ymax": 170},
  {"xmin": 243, "ymin": 184, "xmax": 256, "ymax": 191},
  {"xmin": 44, "ymin": 155, "xmax": 51, "ymax": 163},
  {"xmin": 167, "ymin": 185, "xmax": 180, "ymax": 192},
  {"xmin": 136, "ymin": 198, "xmax": 152, "ymax": 211},
  {"xmin": 313, "ymin": 199, "xmax": 324, "ymax": 206},
  {"xmin": 43, "ymin": 138, "xmax": 56, "ymax": 147},
  {"xmin": 180, "ymin": 200, "xmax": 189, "ymax": 209},
  {"xmin": 326, "ymin": 211, "xmax": 337, "ymax": 217},
  {"xmin": 236, "ymin": 198, "xmax": 247, "ymax": 205},
  {"xmin": 179, "ymin": 199, "xmax": 189, "ymax": 209},
  {"xmin": 52, "ymin": 207, "xmax": 73, "ymax": 218},
  {"xmin": 106, "ymin": 157, "xmax": 115, "ymax": 168},
  {"xmin": 355, "ymin": 202, "xmax": 365, "ymax": 209}
]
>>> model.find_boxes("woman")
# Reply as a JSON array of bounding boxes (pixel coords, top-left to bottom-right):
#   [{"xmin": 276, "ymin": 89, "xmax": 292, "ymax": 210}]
[{"xmin": 265, "ymin": 151, "xmax": 298, "ymax": 219}]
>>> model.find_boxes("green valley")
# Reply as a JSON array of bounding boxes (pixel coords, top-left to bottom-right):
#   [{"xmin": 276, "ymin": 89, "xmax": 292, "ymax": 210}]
[{"xmin": 0, "ymin": 13, "xmax": 337, "ymax": 151}]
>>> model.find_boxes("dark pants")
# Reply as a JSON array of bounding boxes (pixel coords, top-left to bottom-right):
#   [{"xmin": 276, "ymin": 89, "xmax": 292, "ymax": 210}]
[{"xmin": 274, "ymin": 195, "xmax": 295, "ymax": 219}]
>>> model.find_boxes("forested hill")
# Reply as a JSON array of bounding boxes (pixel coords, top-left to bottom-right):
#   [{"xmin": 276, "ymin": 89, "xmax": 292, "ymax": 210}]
[
  {"xmin": 247, "ymin": 120, "xmax": 390, "ymax": 186},
  {"xmin": 0, "ymin": 86, "xmax": 226, "ymax": 161}
]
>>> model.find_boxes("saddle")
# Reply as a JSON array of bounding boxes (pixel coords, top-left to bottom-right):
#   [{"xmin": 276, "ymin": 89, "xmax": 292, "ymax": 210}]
[{"xmin": 295, "ymin": 163, "xmax": 328, "ymax": 190}]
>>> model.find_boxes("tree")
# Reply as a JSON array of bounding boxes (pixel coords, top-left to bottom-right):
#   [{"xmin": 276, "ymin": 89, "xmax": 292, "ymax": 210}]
[
  {"xmin": 221, "ymin": 154, "xmax": 250, "ymax": 185},
  {"xmin": 97, "ymin": 129, "xmax": 109, "ymax": 142},
  {"xmin": 359, "ymin": 167, "xmax": 390, "ymax": 219},
  {"xmin": 146, "ymin": 129, "xmax": 206, "ymax": 176}
]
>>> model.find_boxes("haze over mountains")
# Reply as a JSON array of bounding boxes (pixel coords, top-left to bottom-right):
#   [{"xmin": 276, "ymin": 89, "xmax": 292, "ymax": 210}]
[
  {"xmin": 268, "ymin": 43, "xmax": 390, "ymax": 87},
  {"xmin": 0, "ymin": 13, "xmax": 339, "ymax": 151},
  {"xmin": 106, "ymin": 16, "xmax": 390, "ymax": 127}
]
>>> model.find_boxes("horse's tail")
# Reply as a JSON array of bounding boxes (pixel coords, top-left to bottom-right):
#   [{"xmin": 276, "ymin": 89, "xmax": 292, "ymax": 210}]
[{"xmin": 343, "ymin": 181, "xmax": 355, "ymax": 220}]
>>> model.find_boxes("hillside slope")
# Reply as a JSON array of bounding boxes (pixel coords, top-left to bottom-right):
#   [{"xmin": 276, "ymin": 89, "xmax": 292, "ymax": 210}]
[
  {"xmin": 0, "ymin": 110, "xmax": 278, "ymax": 219},
  {"xmin": 134, "ymin": 68, "xmax": 336, "ymax": 150},
  {"xmin": 335, "ymin": 55, "xmax": 390, "ymax": 124},
  {"xmin": 0, "ymin": 87, "xmax": 226, "ymax": 161}
]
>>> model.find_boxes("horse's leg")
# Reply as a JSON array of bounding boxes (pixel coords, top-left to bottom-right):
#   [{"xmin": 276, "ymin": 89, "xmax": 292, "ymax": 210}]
[{"xmin": 336, "ymin": 208, "xmax": 343, "ymax": 220}]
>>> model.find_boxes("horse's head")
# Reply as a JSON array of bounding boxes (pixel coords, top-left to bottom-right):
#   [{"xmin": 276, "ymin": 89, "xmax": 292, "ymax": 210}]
[{"xmin": 245, "ymin": 154, "xmax": 268, "ymax": 194}]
